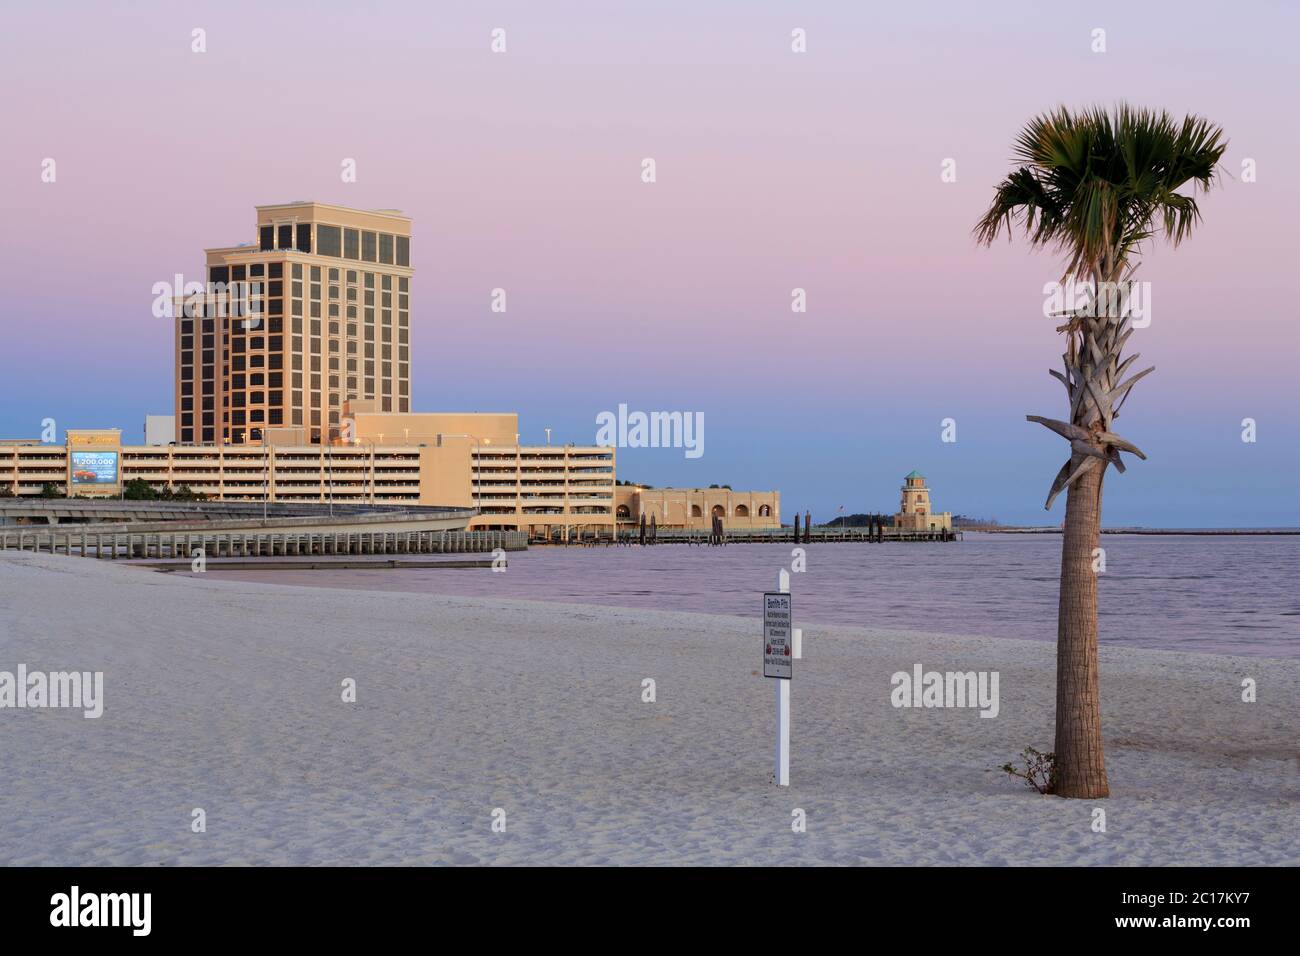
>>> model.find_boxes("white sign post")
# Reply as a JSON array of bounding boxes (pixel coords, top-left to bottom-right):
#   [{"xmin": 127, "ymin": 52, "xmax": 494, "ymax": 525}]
[{"xmin": 765, "ymin": 573, "xmax": 793, "ymax": 786}]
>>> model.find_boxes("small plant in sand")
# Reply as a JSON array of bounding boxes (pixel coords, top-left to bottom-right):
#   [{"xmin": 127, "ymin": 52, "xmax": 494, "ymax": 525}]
[{"xmin": 1000, "ymin": 747, "xmax": 1058, "ymax": 795}]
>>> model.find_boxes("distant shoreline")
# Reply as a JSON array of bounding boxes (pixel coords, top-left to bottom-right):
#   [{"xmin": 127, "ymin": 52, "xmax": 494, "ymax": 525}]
[{"xmin": 975, "ymin": 528, "xmax": 1300, "ymax": 536}]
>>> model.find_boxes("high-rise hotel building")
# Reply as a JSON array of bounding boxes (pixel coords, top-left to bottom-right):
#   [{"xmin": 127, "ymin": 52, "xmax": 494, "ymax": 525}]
[
  {"xmin": 2, "ymin": 199, "xmax": 782, "ymax": 537},
  {"xmin": 176, "ymin": 202, "xmax": 412, "ymax": 446}
]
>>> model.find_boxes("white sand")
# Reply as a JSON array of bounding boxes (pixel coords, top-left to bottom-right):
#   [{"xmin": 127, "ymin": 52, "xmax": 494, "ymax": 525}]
[{"xmin": 0, "ymin": 550, "xmax": 1295, "ymax": 866}]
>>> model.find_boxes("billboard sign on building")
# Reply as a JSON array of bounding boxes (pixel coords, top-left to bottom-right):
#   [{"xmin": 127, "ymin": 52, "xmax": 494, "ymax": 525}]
[{"xmin": 70, "ymin": 450, "xmax": 119, "ymax": 485}]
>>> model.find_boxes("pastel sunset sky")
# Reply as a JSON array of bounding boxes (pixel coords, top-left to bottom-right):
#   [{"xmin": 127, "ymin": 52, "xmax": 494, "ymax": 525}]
[{"xmin": 2, "ymin": 0, "xmax": 1296, "ymax": 525}]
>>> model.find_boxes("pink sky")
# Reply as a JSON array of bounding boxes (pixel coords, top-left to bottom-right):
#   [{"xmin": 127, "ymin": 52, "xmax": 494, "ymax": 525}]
[{"xmin": 1, "ymin": 0, "xmax": 1296, "ymax": 524}]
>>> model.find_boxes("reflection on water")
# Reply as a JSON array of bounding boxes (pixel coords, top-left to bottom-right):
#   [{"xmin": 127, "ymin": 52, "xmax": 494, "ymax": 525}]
[{"xmin": 207, "ymin": 533, "xmax": 1300, "ymax": 659}]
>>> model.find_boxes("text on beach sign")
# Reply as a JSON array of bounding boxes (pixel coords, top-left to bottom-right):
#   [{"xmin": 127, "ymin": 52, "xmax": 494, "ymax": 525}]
[{"xmin": 763, "ymin": 592, "xmax": 793, "ymax": 679}]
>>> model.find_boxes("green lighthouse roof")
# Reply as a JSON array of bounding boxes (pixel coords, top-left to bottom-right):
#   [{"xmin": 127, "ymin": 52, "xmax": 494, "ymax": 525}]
[{"xmin": 904, "ymin": 469, "xmax": 924, "ymax": 480}]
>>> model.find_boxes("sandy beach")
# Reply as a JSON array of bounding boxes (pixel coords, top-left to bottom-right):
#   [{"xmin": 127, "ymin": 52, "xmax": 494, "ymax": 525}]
[{"xmin": 1, "ymin": 551, "xmax": 1295, "ymax": 866}]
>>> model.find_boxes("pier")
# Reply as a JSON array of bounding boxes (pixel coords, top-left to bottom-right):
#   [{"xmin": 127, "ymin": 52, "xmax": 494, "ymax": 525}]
[
  {"xmin": 140, "ymin": 556, "xmax": 499, "ymax": 572},
  {"xmin": 633, "ymin": 527, "xmax": 960, "ymax": 544},
  {"xmin": 0, "ymin": 527, "xmax": 527, "ymax": 560},
  {"xmin": 0, "ymin": 498, "xmax": 530, "ymax": 562},
  {"xmin": 537, "ymin": 526, "xmax": 961, "ymax": 545}
]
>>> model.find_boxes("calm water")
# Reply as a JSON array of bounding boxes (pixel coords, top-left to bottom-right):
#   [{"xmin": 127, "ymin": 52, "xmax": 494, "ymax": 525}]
[{"xmin": 209, "ymin": 533, "xmax": 1300, "ymax": 659}]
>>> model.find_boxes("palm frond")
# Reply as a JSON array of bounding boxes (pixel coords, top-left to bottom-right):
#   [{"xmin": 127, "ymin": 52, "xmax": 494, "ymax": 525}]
[{"xmin": 974, "ymin": 103, "xmax": 1228, "ymax": 279}]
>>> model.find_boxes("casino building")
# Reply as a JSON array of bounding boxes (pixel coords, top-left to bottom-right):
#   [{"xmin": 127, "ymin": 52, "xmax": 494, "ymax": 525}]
[
  {"xmin": 177, "ymin": 202, "xmax": 412, "ymax": 446},
  {"xmin": 0, "ymin": 422, "xmax": 618, "ymax": 538},
  {"xmin": 0, "ymin": 425, "xmax": 777, "ymax": 538},
  {"xmin": 1, "ymin": 203, "xmax": 782, "ymax": 539}
]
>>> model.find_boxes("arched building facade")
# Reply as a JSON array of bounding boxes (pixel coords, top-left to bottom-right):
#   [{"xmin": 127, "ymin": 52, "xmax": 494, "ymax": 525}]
[{"xmin": 614, "ymin": 485, "xmax": 780, "ymax": 532}]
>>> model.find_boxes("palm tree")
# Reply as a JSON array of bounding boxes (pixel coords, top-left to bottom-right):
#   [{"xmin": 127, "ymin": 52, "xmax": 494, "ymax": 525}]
[{"xmin": 975, "ymin": 105, "xmax": 1226, "ymax": 798}]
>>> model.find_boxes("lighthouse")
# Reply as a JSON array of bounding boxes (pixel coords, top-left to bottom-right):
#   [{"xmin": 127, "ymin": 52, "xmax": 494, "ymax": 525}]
[{"xmin": 894, "ymin": 470, "xmax": 952, "ymax": 532}]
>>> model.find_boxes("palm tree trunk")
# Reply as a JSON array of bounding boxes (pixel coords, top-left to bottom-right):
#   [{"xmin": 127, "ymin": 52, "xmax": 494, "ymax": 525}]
[{"xmin": 1053, "ymin": 456, "xmax": 1110, "ymax": 798}]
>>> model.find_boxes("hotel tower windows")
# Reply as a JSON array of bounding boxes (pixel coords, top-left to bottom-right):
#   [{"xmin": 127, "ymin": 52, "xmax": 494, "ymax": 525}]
[{"xmin": 175, "ymin": 203, "xmax": 412, "ymax": 445}]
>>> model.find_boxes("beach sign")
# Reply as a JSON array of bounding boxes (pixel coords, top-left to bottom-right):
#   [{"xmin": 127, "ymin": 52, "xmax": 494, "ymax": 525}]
[
  {"xmin": 766, "ymin": 577, "xmax": 793, "ymax": 787},
  {"xmin": 763, "ymin": 592, "xmax": 793, "ymax": 679}
]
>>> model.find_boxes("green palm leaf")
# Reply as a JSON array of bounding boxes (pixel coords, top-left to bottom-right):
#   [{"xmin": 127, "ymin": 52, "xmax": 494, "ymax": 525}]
[{"xmin": 975, "ymin": 103, "xmax": 1226, "ymax": 278}]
